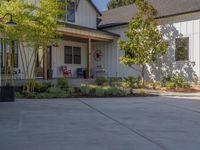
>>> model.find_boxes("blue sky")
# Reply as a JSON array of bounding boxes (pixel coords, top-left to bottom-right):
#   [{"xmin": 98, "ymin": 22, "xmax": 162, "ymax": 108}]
[{"xmin": 92, "ymin": 0, "xmax": 109, "ymax": 11}]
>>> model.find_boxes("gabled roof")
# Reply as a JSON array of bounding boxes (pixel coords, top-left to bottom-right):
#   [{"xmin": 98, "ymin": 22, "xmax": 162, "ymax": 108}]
[
  {"xmin": 99, "ymin": 0, "xmax": 200, "ymax": 28},
  {"xmin": 88, "ymin": 0, "xmax": 102, "ymax": 16}
]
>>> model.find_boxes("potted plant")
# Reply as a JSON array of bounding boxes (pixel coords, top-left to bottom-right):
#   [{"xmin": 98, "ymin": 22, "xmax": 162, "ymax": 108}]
[
  {"xmin": 47, "ymin": 68, "xmax": 53, "ymax": 80},
  {"xmin": 83, "ymin": 69, "xmax": 89, "ymax": 79},
  {"xmin": 0, "ymin": 83, "xmax": 15, "ymax": 102}
]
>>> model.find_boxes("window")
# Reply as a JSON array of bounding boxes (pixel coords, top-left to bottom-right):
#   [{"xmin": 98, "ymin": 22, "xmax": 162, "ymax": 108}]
[
  {"xmin": 64, "ymin": 46, "xmax": 81, "ymax": 64},
  {"xmin": 64, "ymin": 46, "xmax": 73, "ymax": 64},
  {"xmin": 73, "ymin": 47, "xmax": 81, "ymax": 64},
  {"xmin": 175, "ymin": 37, "xmax": 189, "ymax": 61},
  {"xmin": 0, "ymin": 39, "xmax": 18, "ymax": 68},
  {"xmin": 67, "ymin": 2, "xmax": 75, "ymax": 22}
]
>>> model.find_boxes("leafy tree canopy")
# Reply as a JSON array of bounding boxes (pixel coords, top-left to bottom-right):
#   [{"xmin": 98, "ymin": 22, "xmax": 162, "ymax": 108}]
[
  {"xmin": 107, "ymin": 0, "xmax": 135, "ymax": 9},
  {"xmin": 119, "ymin": 0, "xmax": 168, "ymax": 86}
]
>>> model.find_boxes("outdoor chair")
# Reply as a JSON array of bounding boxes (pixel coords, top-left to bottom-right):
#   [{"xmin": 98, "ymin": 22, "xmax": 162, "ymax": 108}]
[{"xmin": 76, "ymin": 68, "xmax": 84, "ymax": 78}]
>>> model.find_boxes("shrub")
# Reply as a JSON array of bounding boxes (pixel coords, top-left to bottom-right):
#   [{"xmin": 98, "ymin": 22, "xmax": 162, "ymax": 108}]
[
  {"xmin": 57, "ymin": 78, "xmax": 69, "ymax": 89},
  {"xmin": 123, "ymin": 76, "xmax": 138, "ymax": 89},
  {"xmin": 96, "ymin": 77, "xmax": 108, "ymax": 85},
  {"xmin": 23, "ymin": 81, "xmax": 51, "ymax": 93},
  {"xmin": 68, "ymin": 87, "xmax": 75, "ymax": 96},
  {"xmin": 34, "ymin": 82, "xmax": 51, "ymax": 93},
  {"xmin": 15, "ymin": 92, "xmax": 22, "ymax": 98},
  {"xmin": 161, "ymin": 75, "xmax": 189, "ymax": 89},
  {"xmin": 95, "ymin": 87, "xmax": 105, "ymax": 97},
  {"xmin": 79, "ymin": 85, "xmax": 93, "ymax": 96},
  {"xmin": 47, "ymin": 87, "xmax": 69, "ymax": 98},
  {"xmin": 104, "ymin": 86, "xmax": 118, "ymax": 96},
  {"xmin": 24, "ymin": 92, "xmax": 37, "ymax": 99},
  {"xmin": 108, "ymin": 78, "xmax": 122, "ymax": 87}
]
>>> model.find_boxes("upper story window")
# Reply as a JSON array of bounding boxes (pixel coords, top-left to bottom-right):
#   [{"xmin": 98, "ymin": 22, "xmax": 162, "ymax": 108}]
[
  {"xmin": 175, "ymin": 37, "xmax": 189, "ymax": 61},
  {"xmin": 67, "ymin": 2, "xmax": 75, "ymax": 23}
]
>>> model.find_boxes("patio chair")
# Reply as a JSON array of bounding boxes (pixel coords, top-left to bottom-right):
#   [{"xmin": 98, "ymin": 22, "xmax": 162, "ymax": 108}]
[
  {"xmin": 61, "ymin": 66, "xmax": 72, "ymax": 77},
  {"xmin": 76, "ymin": 68, "xmax": 83, "ymax": 78}
]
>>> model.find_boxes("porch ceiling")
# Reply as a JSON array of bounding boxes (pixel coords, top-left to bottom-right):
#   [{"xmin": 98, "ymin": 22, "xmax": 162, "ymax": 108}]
[{"xmin": 57, "ymin": 23, "xmax": 120, "ymax": 42}]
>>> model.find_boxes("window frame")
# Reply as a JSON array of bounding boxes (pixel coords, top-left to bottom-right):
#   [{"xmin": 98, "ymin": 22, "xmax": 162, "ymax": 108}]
[
  {"xmin": 67, "ymin": 1, "xmax": 75, "ymax": 23},
  {"xmin": 64, "ymin": 46, "xmax": 81, "ymax": 65},
  {"xmin": 64, "ymin": 46, "xmax": 73, "ymax": 64}
]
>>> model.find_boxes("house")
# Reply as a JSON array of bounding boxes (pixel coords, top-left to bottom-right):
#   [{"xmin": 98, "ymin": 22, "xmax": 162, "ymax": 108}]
[{"xmin": 1, "ymin": 0, "xmax": 200, "ymax": 82}]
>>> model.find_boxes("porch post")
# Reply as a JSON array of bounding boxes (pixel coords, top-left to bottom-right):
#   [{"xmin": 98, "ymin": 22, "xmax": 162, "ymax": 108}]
[
  {"xmin": 43, "ymin": 48, "xmax": 48, "ymax": 80},
  {"xmin": 87, "ymin": 38, "xmax": 92, "ymax": 78}
]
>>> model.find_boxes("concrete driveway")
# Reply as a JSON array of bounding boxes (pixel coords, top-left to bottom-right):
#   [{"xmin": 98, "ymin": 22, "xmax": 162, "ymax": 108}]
[{"xmin": 1, "ymin": 97, "xmax": 200, "ymax": 150}]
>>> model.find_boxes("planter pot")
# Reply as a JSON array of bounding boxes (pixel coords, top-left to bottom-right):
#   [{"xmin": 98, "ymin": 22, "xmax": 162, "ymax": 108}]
[
  {"xmin": 47, "ymin": 69, "xmax": 53, "ymax": 80},
  {"xmin": 83, "ymin": 70, "xmax": 89, "ymax": 79},
  {"xmin": 0, "ymin": 86, "xmax": 15, "ymax": 102}
]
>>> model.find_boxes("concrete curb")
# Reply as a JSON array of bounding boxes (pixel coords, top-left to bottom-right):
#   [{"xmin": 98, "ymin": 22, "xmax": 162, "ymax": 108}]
[{"xmin": 135, "ymin": 89, "xmax": 200, "ymax": 97}]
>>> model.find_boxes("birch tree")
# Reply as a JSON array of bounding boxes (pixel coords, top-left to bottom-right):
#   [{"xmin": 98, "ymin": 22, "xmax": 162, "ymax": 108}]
[{"xmin": 0, "ymin": 0, "xmax": 67, "ymax": 91}]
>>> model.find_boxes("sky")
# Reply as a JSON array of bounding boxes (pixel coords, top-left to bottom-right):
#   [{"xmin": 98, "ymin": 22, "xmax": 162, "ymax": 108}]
[{"xmin": 92, "ymin": 0, "xmax": 109, "ymax": 11}]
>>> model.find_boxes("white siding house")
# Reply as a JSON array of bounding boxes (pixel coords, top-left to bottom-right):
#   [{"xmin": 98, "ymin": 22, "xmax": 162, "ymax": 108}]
[{"xmin": 1, "ymin": 0, "xmax": 200, "ymax": 83}]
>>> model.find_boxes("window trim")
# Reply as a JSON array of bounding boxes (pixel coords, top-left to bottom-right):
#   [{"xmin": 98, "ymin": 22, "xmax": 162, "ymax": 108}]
[
  {"xmin": 67, "ymin": 2, "xmax": 75, "ymax": 23},
  {"xmin": 64, "ymin": 46, "xmax": 81, "ymax": 65}
]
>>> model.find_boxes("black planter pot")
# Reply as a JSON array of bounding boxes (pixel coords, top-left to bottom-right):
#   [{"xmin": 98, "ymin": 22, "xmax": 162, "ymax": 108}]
[
  {"xmin": 0, "ymin": 86, "xmax": 15, "ymax": 102},
  {"xmin": 47, "ymin": 69, "xmax": 53, "ymax": 80}
]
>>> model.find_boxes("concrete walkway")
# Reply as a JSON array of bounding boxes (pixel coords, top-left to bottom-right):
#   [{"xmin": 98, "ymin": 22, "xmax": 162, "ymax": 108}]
[
  {"xmin": 1, "ymin": 97, "xmax": 200, "ymax": 150},
  {"xmin": 136, "ymin": 89, "xmax": 200, "ymax": 97}
]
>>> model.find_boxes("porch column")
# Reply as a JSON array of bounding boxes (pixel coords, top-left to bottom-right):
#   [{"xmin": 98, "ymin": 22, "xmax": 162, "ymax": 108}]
[
  {"xmin": 43, "ymin": 48, "xmax": 48, "ymax": 80},
  {"xmin": 87, "ymin": 38, "xmax": 92, "ymax": 78}
]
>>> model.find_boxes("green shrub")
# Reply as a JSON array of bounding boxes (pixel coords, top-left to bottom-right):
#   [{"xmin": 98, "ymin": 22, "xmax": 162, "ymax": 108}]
[
  {"xmin": 34, "ymin": 82, "xmax": 51, "ymax": 93},
  {"xmin": 94, "ymin": 87, "xmax": 104, "ymax": 97},
  {"xmin": 15, "ymin": 92, "xmax": 22, "ymax": 98},
  {"xmin": 68, "ymin": 87, "xmax": 75, "ymax": 96},
  {"xmin": 24, "ymin": 92, "xmax": 37, "ymax": 99},
  {"xmin": 104, "ymin": 86, "xmax": 118, "ymax": 96},
  {"xmin": 79, "ymin": 85, "xmax": 93, "ymax": 96},
  {"xmin": 23, "ymin": 81, "xmax": 51, "ymax": 93},
  {"xmin": 47, "ymin": 87, "xmax": 69, "ymax": 98},
  {"xmin": 123, "ymin": 76, "xmax": 138, "ymax": 88},
  {"xmin": 96, "ymin": 77, "xmax": 108, "ymax": 85},
  {"xmin": 57, "ymin": 78, "xmax": 69, "ymax": 89},
  {"xmin": 162, "ymin": 75, "xmax": 189, "ymax": 89}
]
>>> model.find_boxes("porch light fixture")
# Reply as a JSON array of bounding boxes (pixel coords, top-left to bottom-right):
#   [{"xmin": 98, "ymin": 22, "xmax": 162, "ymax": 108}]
[{"xmin": 0, "ymin": 13, "xmax": 17, "ymax": 27}]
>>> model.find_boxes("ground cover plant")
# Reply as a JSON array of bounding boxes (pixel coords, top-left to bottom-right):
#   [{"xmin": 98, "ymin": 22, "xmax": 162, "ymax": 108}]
[{"xmin": 15, "ymin": 77, "xmax": 152, "ymax": 99}]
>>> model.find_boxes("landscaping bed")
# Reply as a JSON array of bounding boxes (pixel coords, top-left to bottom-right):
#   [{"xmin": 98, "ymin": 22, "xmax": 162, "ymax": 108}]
[
  {"xmin": 15, "ymin": 75, "xmax": 199, "ymax": 99},
  {"xmin": 15, "ymin": 77, "xmax": 158, "ymax": 99}
]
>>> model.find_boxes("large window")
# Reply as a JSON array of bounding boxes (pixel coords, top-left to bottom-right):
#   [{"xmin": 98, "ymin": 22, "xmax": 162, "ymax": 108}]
[
  {"xmin": 64, "ymin": 46, "xmax": 81, "ymax": 64},
  {"xmin": 67, "ymin": 2, "xmax": 75, "ymax": 22},
  {"xmin": 0, "ymin": 39, "xmax": 18, "ymax": 68},
  {"xmin": 64, "ymin": 46, "xmax": 73, "ymax": 64},
  {"xmin": 175, "ymin": 37, "xmax": 189, "ymax": 61}
]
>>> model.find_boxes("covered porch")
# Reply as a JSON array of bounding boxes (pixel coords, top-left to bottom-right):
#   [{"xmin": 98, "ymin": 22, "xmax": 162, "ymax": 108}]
[{"xmin": 41, "ymin": 24, "xmax": 120, "ymax": 80}]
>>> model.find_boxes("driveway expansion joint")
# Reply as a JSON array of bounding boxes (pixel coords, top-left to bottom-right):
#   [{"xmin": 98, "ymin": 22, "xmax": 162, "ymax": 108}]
[{"xmin": 77, "ymin": 98, "xmax": 168, "ymax": 150}]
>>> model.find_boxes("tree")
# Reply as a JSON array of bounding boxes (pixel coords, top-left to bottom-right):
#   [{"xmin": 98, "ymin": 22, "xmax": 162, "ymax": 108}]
[
  {"xmin": 119, "ymin": 0, "xmax": 168, "ymax": 86},
  {"xmin": 107, "ymin": 0, "xmax": 135, "ymax": 9},
  {"xmin": 0, "ymin": 0, "xmax": 67, "ymax": 91}
]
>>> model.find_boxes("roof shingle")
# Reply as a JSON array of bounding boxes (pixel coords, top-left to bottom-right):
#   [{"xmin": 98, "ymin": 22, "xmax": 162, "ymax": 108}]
[{"xmin": 99, "ymin": 0, "xmax": 200, "ymax": 28}]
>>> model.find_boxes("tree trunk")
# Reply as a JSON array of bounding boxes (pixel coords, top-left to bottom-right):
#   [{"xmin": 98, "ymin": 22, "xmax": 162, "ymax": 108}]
[{"xmin": 141, "ymin": 64, "xmax": 145, "ymax": 87}]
